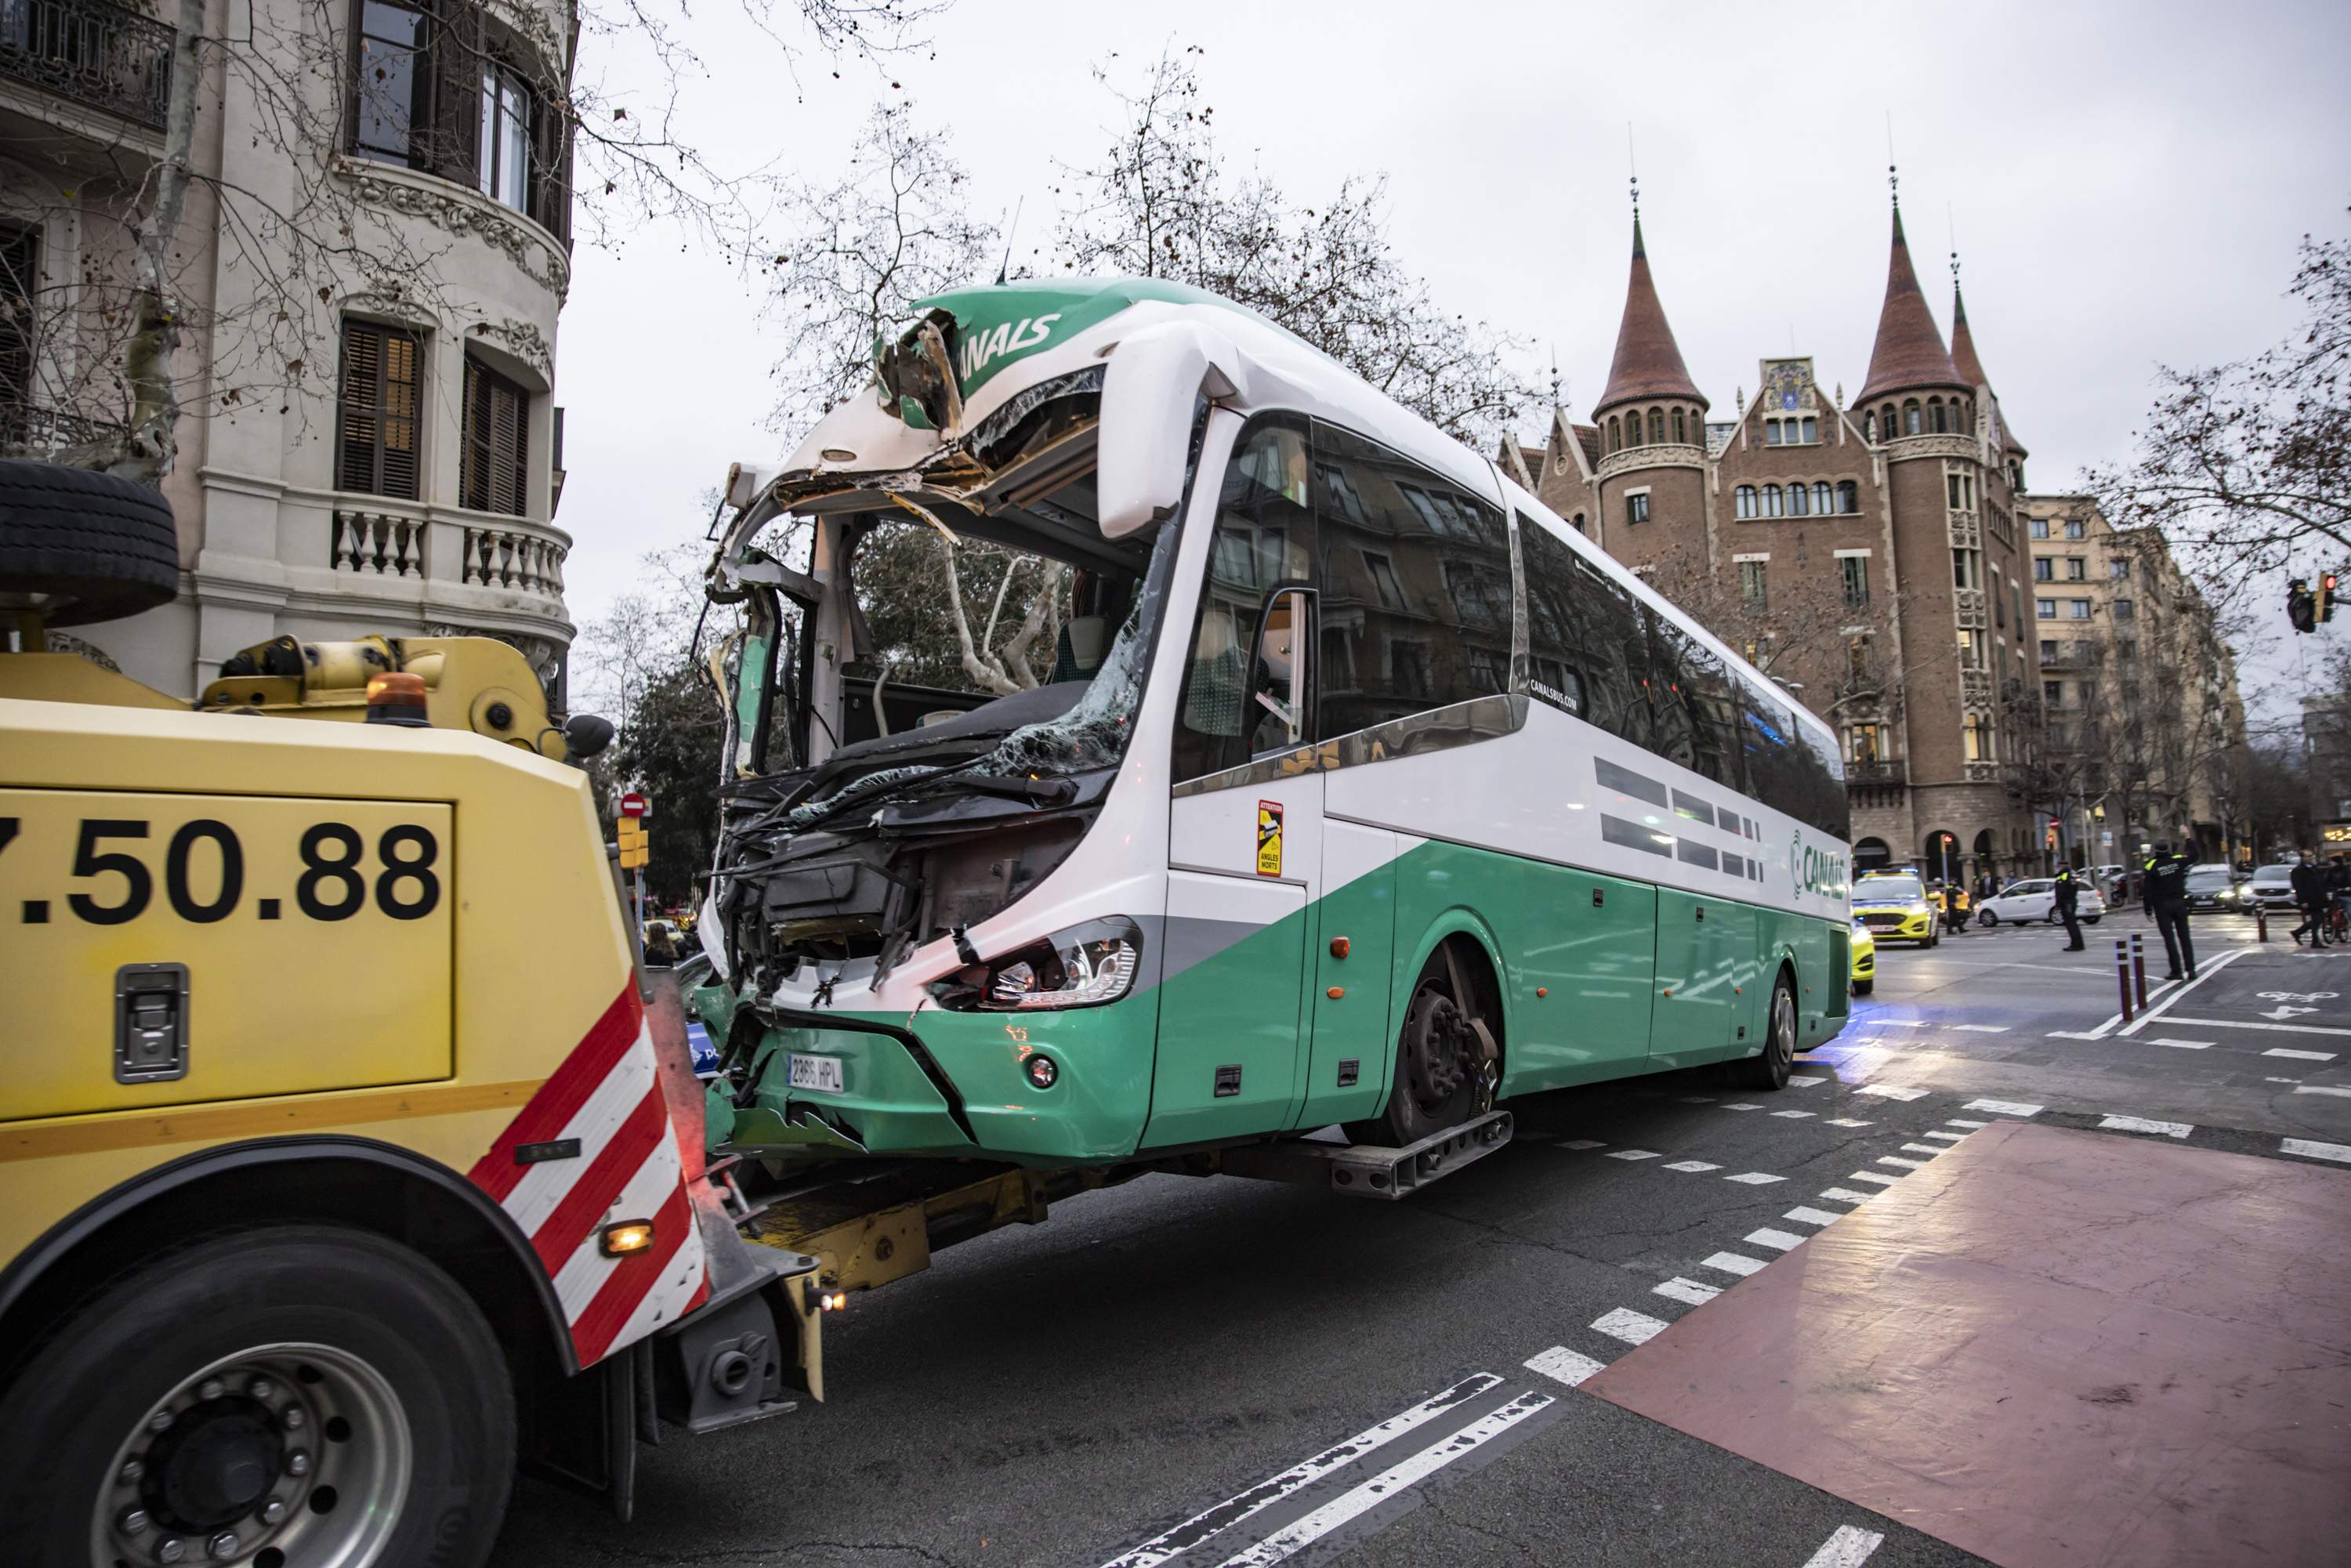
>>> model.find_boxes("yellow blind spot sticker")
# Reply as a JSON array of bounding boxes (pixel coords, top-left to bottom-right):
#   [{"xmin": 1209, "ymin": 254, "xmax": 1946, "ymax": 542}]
[{"xmin": 1256, "ymin": 800, "xmax": 1284, "ymax": 878}]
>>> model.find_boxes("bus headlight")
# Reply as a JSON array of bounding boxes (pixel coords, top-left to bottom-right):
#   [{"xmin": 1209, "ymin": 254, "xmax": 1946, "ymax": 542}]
[{"xmin": 980, "ymin": 918, "xmax": 1143, "ymax": 1011}]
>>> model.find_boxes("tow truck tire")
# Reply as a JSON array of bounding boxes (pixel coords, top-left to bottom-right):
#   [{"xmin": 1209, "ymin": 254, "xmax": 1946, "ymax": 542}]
[
  {"xmin": 0, "ymin": 457, "xmax": 179, "ymax": 625},
  {"xmin": 0, "ymin": 1223, "xmax": 515, "ymax": 1568}
]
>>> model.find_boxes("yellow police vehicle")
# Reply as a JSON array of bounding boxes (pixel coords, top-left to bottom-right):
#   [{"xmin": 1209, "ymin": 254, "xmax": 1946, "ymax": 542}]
[
  {"xmin": 1852, "ymin": 867, "xmax": 1940, "ymax": 947},
  {"xmin": 0, "ymin": 462, "xmax": 820, "ymax": 1566}
]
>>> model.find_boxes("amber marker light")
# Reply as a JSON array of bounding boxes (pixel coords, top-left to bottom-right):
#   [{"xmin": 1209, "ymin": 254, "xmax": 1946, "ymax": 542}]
[
  {"xmin": 364, "ymin": 671, "xmax": 429, "ymax": 727},
  {"xmin": 599, "ymin": 1219, "xmax": 655, "ymax": 1257}
]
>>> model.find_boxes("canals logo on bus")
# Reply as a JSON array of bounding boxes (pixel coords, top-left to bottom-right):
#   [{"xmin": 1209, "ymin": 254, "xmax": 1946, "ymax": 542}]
[
  {"xmin": 957, "ymin": 313, "xmax": 1063, "ymax": 386},
  {"xmin": 1789, "ymin": 829, "xmax": 1847, "ymax": 900}
]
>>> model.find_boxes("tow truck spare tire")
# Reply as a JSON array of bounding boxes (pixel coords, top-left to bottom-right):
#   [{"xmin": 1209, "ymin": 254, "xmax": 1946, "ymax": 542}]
[
  {"xmin": 0, "ymin": 457, "xmax": 179, "ymax": 625},
  {"xmin": 0, "ymin": 1223, "xmax": 514, "ymax": 1568}
]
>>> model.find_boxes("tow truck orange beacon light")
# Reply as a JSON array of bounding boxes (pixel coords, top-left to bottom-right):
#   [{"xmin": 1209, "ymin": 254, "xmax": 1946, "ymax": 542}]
[{"xmin": 364, "ymin": 671, "xmax": 429, "ymax": 727}]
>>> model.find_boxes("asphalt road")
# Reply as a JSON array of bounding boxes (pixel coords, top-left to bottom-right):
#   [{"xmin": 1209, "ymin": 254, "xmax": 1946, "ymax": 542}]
[{"xmin": 494, "ymin": 906, "xmax": 2350, "ymax": 1568}]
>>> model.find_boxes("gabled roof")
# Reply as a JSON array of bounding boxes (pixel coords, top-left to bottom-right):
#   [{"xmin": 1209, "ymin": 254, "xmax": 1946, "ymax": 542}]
[
  {"xmin": 1595, "ymin": 215, "xmax": 1706, "ymax": 416},
  {"xmin": 1856, "ymin": 205, "xmax": 1965, "ymax": 406}
]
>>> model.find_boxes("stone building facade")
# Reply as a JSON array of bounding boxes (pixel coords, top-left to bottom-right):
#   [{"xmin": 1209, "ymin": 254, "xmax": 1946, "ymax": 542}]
[
  {"xmin": 1505, "ymin": 201, "xmax": 2049, "ymax": 885},
  {"xmin": 2024, "ymin": 494, "xmax": 2245, "ymax": 864},
  {"xmin": 2, "ymin": 0, "xmax": 575, "ymax": 696}
]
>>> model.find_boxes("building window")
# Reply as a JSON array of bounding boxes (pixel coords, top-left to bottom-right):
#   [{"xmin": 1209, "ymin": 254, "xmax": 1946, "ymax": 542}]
[
  {"xmin": 1904, "ymin": 401, "xmax": 1922, "ymax": 435},
  {"xmin": 1648, "ymin": 409, "xmax": 1665, "ymax": 444},
  {"xmin": 1958, "ymin": 628, "xmax": 1981, "ymax": 667},
  {"xmin": 479, "ymin": 61, "xmax": 534, "ymax": 212},
  {"xmin": 1964, "ymin": 715, "xmax": 1991, "ymax": 762},
  {"xmin": 1930, "ymin": 399, "xmax": 1949, "ymax": 433},
  {"xmin": 2033, "ymin": 557, "xmax": 2052, "ymax": 581},
  {"xmin": 2030, "ymin": 516, "xmax": 2049, "ymax": 539},
  {"xmin": 2064, "ymin": 517, "xmax": 2087, "ymax": 540},
  {"xmin": 2117, "ymin": 638, "xmax": 2137, "ymax": 663},
  {"xmin": 2110, "ymin": 558, "xmax": 2131, "ymax": 579},
  {"xmin": 1810, "ymin": 480, "xmax": 1831, "ymax": 516},
  {"xmin": 1761, "ymin": 483, "xmax": 1784, "ymax": 518},
  {"xmin": 1789, "ymin": 481, "xmax": 1810, "ymax": 517},
  {"xmin": 2065, "ymin": 558, "xmax": 2086, "ymax": 581},
  {"xmin": 353, "ymin": 2, "xmax": 429, "ymax": 165},
  {"xmin": 1953, "ymin": 549, "xmax": 1980, "ymax": 590},
  {"xmin": 1362, "ymin": 550, "xmax": 1404, "ymax": 609},
  {"xmin": 1764, "ymin": 418, "xmax": 1782, "ymax": 446},
  {"xmin": 2044, "ymin": 679, "xmax": 2063, "ymax": 705},
  {"xmin": 1849, "ymin": 722, "xmax": 1882, "ymax": 762},
  {"xmin": 2036, "ymin": 598, "xmax": 2056, "ymax": 619},
  {"xmin": 2039, "ymin": 638, "xmax": 2057, "ymax": 661},
  {"xmin": 1672, "ymin": 408, "xmax": 1686, "ymax": 444},
  {"xmin": 1841, "ymin": 555, "xmax": 1869, "ymax": 608},
  {"xmin": 1836, "ymin": 480, "xmax": 1859, "ymax": 514},
  {"xmin": 1625, "ymin": 491, "xmax": 1650, "ymax": 525},
  {"xmin": 1570, "ymin": 512, "xmax": 1586, "ymax": 534},
  {"xmin": 1739, "ymin": 559, "xmax": 1768, "ymax": 611},
  {"xmin": 1735, "ymin": 484, "xmax": 1758, "ymax": 519},
  {"xmin": 2068, "ymin": 599, "xmax": 2091, "ymax": 620},
  {"xmin": 336, "ymin": 319, "xmax": 422, "ymax": 499},
  {"xmin": 460, "ymin": 357, "xmax": 531, "ymax": 516},
  {"xmin": 1862, "ymin": 411, "xmax": 1877, "ymax": 441},
  {"xmin": 1607, "ymin": 415, "xmax": 1621, "ymax": 451},
  {"xmin": 2113, "ymin": 598, "xmax": 2135, "ymax": 621}
]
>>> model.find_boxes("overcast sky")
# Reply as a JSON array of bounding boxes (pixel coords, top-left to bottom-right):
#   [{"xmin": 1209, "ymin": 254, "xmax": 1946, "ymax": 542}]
[{"xmin": 553, "ymin": 0, "xmax": 2351, "ymax": 730}]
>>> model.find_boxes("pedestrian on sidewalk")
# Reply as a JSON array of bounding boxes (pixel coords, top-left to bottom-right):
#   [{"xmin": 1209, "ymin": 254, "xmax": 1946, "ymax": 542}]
[
  {"xmin": 2054, "ymin": 866, "xmax": 2085, "ymax": 951},
  {"xmin": 2291, "ymin": 853, "xmax": 2324, "ymax": 944},
  {"xmin": 2143, "ymin": 841, "xmax": 2197, "ymax": 980}
]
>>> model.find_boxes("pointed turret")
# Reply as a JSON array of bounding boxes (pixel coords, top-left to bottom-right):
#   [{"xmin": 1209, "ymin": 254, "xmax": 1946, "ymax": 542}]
[
  {"xmin": 1594, "ymin": 215, "xmax": 1706, "ymax": 417},
  {"xmin": 1856, "ymin": 204, "xmax": 1962, "ymax": 406},
  {"xmin": 1950, "ymin": 279, "xmax": 1990, "ymax": 391}
]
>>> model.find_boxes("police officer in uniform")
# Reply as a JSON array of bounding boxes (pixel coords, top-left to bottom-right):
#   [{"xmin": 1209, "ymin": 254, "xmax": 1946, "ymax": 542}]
[
  {"xmin": 2054, "ymin": 866, "xmax": 2085, "ymax": 951},
  {"xmin": 2143, "ymin": 841, "xmax": 2197, "ymax": 980}
]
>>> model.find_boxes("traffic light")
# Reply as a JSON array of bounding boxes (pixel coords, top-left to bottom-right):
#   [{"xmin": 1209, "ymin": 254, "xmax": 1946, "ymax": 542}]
[
  {"xmin": 2289, "ymin": 578, "xmax": 2316, "ymax": 633},
  {"xmin": 2324, "ymin": 573, "xmax": 2340, "ymax": 623}
]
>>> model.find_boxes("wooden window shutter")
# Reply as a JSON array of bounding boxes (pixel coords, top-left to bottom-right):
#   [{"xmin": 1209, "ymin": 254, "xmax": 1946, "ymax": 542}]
[
  {"xmin": 424, "ymin": 0, "xmax": 482, "ymax": 183},
  {"xmin": 461, "ymin": 357, "xmax": 530, "ymax": 517},
  {"xmin": 532, "ymin": 81, "xmax": 572, "ymax": 241},
  {"xmin": 337, "ymin": 320, "xmax": 421, "ymax": 500}
]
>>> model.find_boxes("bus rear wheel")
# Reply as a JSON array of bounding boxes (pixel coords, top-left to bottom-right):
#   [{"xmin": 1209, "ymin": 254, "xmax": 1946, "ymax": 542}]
[
  {"xmin": 0, "ymin": 1223, "xmax": 515, "ymax": 1568},
  {"xmin": 1733, "ymin": 970, "xmax": 1798, "ymax": 1091},
  {"xmin": 1351, "ymin": 943, "xmax": 1498, "ymax": 1147}
]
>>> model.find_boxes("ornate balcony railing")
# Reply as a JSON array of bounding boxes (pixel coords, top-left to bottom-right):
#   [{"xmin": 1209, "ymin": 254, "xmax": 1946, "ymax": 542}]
[
  {"xmin": 1846, "ymin": 758, "xmax": 1907, "ymax": 787},
  {"xmin": 0, "ymin": 0, "xmax": 175, "ymax": 130},
  {"xmin": 328, "ymin": 500, "xmax": 567, "ymax": 617},
  {"xmin": 0, "ymin": 400, "xmax": 129, "ymax": 458}
]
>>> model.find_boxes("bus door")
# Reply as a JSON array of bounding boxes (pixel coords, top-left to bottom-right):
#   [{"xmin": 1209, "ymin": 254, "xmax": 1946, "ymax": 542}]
[{"xmin": 1149, "ymin": 418, "xmax": 1321, "ymax": 1147}]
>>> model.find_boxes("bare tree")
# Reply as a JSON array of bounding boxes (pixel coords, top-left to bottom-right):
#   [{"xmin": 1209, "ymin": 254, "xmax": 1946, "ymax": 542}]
[{"xmin": 2089, "ymin": 208, "xmax": 2351, "ymax": 605}]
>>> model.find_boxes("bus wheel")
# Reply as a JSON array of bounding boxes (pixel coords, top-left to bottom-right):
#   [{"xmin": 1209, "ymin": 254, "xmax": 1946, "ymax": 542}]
[
  {"xmin": 1733, "ymin": 971, "xmax": 1798, "ymax": 1091},
  {"xmin": 1353, "ymin": 944, "xmax": 1498, "ymax": 1146},
  {"xmin": 0, "ymin": 1224, "xmax": 515, "ymax": 1568}
]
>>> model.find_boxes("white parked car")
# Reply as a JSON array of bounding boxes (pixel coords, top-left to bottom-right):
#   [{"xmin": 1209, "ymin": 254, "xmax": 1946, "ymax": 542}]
[
  {"xmin": 2248, "ymin": 863, "xmax": 2299, "ymax": 911},
  {"xmin": 1976, "ymin": 877, "xmax": 2106, "ymax": 925}
]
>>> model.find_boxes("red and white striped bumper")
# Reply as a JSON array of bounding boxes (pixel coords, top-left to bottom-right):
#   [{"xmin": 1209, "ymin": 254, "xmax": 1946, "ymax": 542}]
[{"xmin": 466, "ymin": 982, "xmax": 711, "ymax": 1368}]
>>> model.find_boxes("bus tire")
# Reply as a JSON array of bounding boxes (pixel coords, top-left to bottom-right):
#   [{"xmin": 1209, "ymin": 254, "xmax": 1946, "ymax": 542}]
[
  {"xmin": 1733, "ymin": 970, "xmax": 1798, "ymax": 1091},
  {"xmin": 1350, "ymin": 943, "xmax": 1497, "ymax": 1146},
  {"xmin": 0, "ymin": 1222, "xmax": 515, "ymax": 1568},
  {"xmin": 0, "ymin": 457, "xmax": 179, "ymax": 625}
]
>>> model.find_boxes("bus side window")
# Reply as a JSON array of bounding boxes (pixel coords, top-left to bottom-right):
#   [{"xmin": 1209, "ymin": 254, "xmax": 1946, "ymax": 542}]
[{"xmin": 1172, "ymin": 418, "xmax": 1314, "ymax": 783}]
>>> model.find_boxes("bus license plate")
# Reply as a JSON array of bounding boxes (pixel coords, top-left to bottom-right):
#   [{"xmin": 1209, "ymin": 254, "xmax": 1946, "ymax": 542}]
[{"xmin": 788, "ymin": 1054, "xmax": 844, "ymax": 1093}]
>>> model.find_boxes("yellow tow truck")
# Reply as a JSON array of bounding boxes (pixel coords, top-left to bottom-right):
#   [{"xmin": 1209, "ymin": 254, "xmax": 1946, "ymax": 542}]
[{"xmin": 0, "ymin": 462, "xmax": 825, "ymax": 1566}]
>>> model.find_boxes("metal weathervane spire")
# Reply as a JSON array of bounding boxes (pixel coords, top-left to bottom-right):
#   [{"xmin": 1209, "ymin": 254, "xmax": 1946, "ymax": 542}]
[
  {"xmin": 1948, "ymin": 202, "xmax": 1960, "ymax": 284},
  {"xmin": 1886, "ymin": 113, "xmax": 1899, "ymax": 209},
  {"xmin": 1627, "ymin": 122, "xmax": 1639, "ymax": 217}
]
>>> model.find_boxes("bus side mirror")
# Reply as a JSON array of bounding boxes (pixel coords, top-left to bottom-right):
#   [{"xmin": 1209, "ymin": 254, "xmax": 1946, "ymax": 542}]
[{"xmin": 1097, "ymin": 321, "xmax": 1243, "ymax": 540}]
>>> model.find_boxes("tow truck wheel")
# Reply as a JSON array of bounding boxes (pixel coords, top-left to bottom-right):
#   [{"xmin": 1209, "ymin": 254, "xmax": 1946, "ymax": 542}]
[
  {"xmin": 1732, "ymin": 970, "xmax": 1799, "ymax": 1091},
  {"xmin": 0, "ymin": 457, "xmax": 180, "ymax": 626},
  {"xmin": 1349, "ymin": 943, "xmax": 1498, "ymax": 1147},
  {"xmin": 0, "ymin": 1224, "xmax": 514, "ymax": 1568}
]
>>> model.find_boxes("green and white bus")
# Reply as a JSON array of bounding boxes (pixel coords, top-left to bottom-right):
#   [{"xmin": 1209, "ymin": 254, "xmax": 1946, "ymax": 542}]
[{"xmin": 692, "ymin": 277, "xmax": 1852, "ymax": 1178}]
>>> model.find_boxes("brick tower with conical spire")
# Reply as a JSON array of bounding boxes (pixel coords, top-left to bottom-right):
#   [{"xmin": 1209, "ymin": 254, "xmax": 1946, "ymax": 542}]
[{"xmin": 1591, "ymin": 205, "xmax": 1710, "ymax": 569}]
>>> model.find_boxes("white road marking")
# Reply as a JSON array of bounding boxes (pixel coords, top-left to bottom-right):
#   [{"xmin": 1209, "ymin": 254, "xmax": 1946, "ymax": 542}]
[
  {"xmin": 2114, "ymin": 948, "xmax": 2257, "ymax": 1036},
  {"xmin": 1899, "ymin": 1143, "xmax": 1946, "ymax": 1155},
  {"xmin": 1847, "ymin": 1170, "xmax": 1901, "ymax": 1186},
  {"xmin": 1946, "ymin": 1117, "xmax": 1988, "ymax": 1127},
  {"xmin": 2154, "ymin": 1038, "xmax": 2213, "ymax": 1049},
  {"xmin": 1802, "ymin": 1524, "xmax": 1887, "ymax": 1568},
  {"xmin": 1676, "ymin": 1095, "xmax": 1717, "ymax": 1103},
  {"xmin": 2049, "ymin": 1030, "xmax": 2106, "ymax": 1039},
  {"xmin": 1745, "ymin": 1228, "xmax": 1807, "ymax": 1251},
  {"xmin": 1878, "ymin": 1155, "xmax": 1929, "ymax": 1169},
  {"xmin": 1818, "ymin": 1187, "xmax": 1875, "ymax": 1204},
  {"xmin": 2161, "ymin": 1015, "xmax": 2351, "ymax": 1037},
  {"xmin": 1724, "ymin": 1171, "xmax": 1787, "ymax": 1185},
  {"xmin": 1770, "ymin": 1110, "xmax": 1817, "ymax": 1119},
  {"xmin": 1783, "ymin": 1207, "xmax": 1843, "ymax": 1227},
  {"xmin": 1787, "ymin": 1075, "xmax": 1824, "ymax": 1086},
  {"xmin": 2263, "ymin": 1047, "xmax": 2338, "ymax": 1061},
  {"xmin": 1964, "ymin": 1099, "xmax": 2043, "ymax": 1116},
  {"xmin": 1593, "ymin": 1308, "xmax": 1670, "ymax": 1345},
  {"xmin": 1664, "ymin": 1160, "xmax": 1722, "ymax": 1172},
  {"xmin": 1857, "ymin": 1084, "xmax": 1929, "ymax": 1100},
  {"xmin": 2099, "ymin": 1115, "xmax": 2193, "ymax": 1138},
  {"xmin": 1951, "ymin": 1023, "xmax": 2009, "ymax": 1033},
  {"xmin": 1606, "ymin": 1150, "xmax": 1661, "ymax": 1161},
  {"xmin": 1701, "ymin": 1251, "xmax": 1768, "ymax": 1276},
  {"xmin": 1213, "ymin": 1392, "xmax": 1557, "ymax": 1568},
  {"xmin": 1875, "ymin": 1020, "xmax": 1931, "ymax": 1027},
  {"xmin": 1097, "ymin": 1374, "xmax": 1506, "ymax": 1568},
  {"xmin": 1654, "ymin": 1276, "xmax": 1721, "ymax": 1305},
  {"xmin": 1826, "ymin": 1117, "xmax": 1875, "ymax": 1128},
  {"xmin": 1923, "ymin": 1130, "xmax": 1966, "ymax": 1142},
  {"xmin": 2282, "ymin": 1138, "xmax": 2351, "ymax": 1163},
  {"xmin": 1524, "ymin": 1346, "xmax": 1608, "ymax": 1388},
  {"xmin": 1561, "ymin": 1139, "xmax": 1607, "ymax": 1150},
  {"xmin": 2266, "ymin": 1077, "xmax": 2299, "ymax": 1084},
  {"xmin": 1722, "ymin": 1103, "xmax": 1764, "ymax": 1111},
  {"xmin": 2293, "ymin": 1084, "xmax": 2351, "ymax": 1098}
]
